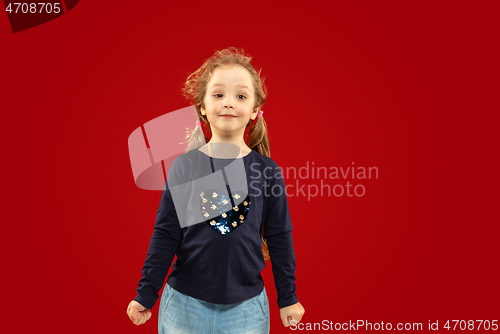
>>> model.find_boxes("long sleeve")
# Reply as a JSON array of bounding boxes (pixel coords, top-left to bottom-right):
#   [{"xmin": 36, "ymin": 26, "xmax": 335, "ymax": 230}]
[
  {"xmin": 267, "ymin": 231, "xmax": 298, "ymax": 308},
  {"xmin": 263, "ymin": 164, "xmax": 299, "ymax": 309},
  {"xmin": 134, "ymin": 161, "xmax": 183, "ymax": 310}
]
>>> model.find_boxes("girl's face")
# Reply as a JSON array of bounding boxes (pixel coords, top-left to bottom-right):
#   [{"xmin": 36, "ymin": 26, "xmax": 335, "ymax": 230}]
[{"xmin": 201, "ymin": 65, "xmax": 259, "ymax": 136}]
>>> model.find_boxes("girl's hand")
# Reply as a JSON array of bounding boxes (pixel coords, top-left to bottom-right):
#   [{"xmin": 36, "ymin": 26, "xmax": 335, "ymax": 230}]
[
  {"xmin": 127, "ymin": 300, "xmax": 152, "ymax": 325},
  {"xmin": 280, "ymin": 301, "xmax": 305, "ymax": 327}
]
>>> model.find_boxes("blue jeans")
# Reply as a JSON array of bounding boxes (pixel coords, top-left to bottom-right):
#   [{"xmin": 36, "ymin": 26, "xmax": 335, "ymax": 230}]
[{"xmin": 158, "ymin": 283, "xmax": 270, "ymax": 334}]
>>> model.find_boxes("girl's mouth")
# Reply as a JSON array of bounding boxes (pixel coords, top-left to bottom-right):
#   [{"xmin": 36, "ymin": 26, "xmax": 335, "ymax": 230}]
[{"xmin": 220, "ymin": 115, "xmax": 237, "ymax": 119}]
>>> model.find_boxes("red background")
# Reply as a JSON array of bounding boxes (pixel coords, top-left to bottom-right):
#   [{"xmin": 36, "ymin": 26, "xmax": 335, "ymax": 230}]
[{"xmin": 1, "ymin": 1, "xmax": 498, "ymax": 333}]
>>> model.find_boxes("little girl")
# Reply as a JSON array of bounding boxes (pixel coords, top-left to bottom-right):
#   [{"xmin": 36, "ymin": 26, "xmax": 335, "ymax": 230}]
[{"xmin": 127, "ymin": 47, "xmax": 305, "ymax": 333}]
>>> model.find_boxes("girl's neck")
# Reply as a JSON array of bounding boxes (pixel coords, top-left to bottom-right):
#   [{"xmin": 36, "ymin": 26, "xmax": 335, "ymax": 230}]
[{"xmin": 207, "ymin": 133, "xmax": 252, "ymax": 155}]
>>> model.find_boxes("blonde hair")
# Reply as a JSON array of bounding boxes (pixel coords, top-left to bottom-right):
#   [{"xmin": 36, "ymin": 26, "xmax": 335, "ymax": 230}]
[{"xmin": 182, "ymin": 47, "xmax": 271, "ymax": 261}]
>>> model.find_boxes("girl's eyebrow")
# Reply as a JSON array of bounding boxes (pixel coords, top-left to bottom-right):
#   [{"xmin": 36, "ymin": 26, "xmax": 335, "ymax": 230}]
[{"xmin": 209, "ymin": 83, "xmax": 251, "ymax": 92}]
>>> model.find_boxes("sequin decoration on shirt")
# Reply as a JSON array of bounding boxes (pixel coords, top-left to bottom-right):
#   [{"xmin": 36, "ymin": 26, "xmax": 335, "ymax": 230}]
[{"xmin": 200, "ymin": 189, "xmax": 251, "ymax": 235}]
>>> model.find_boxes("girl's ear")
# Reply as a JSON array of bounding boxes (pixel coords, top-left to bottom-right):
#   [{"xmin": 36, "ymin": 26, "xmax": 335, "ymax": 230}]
[
  {"xmin": 250, "ymin": 108, "xmax": 260, "ymax": 120},
  {"xmin": 200, "ymin": 107, "xmax": 206, "ymax": 116}
]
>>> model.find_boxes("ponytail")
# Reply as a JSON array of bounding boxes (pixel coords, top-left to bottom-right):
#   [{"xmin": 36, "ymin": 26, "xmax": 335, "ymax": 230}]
[{"xmin": 184, "ymin": 120, "xmax": 209, "ymax": 153}]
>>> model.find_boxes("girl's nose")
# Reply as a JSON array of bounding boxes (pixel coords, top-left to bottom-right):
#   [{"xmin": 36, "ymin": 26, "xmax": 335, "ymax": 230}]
[{"xmin": 223, "ymin": 101, "xmax": 234, "ymax": 108}]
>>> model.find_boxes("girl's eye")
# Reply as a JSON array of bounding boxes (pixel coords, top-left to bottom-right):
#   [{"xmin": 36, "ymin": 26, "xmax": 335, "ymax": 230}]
[
  {"xmin": 214, "ymin": 94, "xmax": 223, "ymax": 98},
  {"xmin": 237, "ymin": 95, "xmax": 246, "ymax": 99}
]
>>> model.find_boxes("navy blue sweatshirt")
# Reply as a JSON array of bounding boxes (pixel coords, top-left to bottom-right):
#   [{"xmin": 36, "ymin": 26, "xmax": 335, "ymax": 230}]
[{"xmin": 134, "ymin": 148, "xmax": 298, "ymax": 310}]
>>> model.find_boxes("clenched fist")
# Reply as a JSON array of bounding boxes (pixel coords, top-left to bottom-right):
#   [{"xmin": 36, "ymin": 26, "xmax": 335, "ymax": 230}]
[{"xmin": 127, "ymin": 300, "xmax": 152, "ymax": 325}]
